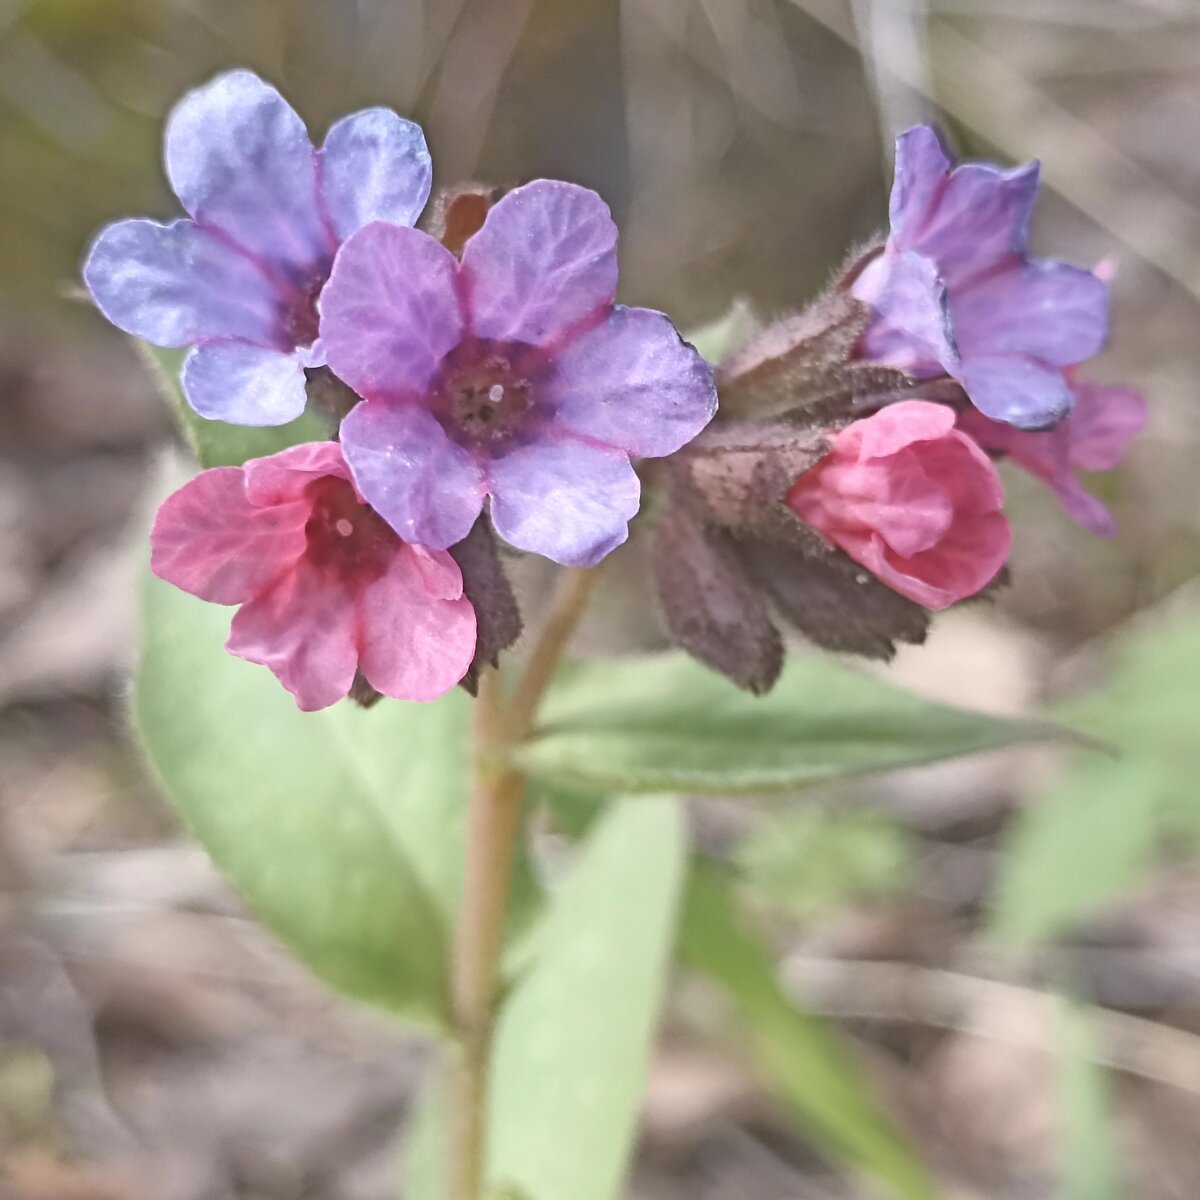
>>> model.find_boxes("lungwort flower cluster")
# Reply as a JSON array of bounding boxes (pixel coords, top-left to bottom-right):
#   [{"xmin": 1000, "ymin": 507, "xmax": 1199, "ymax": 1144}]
[
  {"xmin": 86, "ymin": 70, "xmax": 716, "ymax": 707},
  {"xmin": 86, "ymin": 71, "xmax": 1144, "ymax": 703}
]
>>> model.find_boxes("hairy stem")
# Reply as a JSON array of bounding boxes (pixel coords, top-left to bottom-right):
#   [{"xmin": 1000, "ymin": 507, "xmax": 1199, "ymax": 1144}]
[{"xmin": 448, "ymin": 567, "xmax": 598, "ymax": 1199}]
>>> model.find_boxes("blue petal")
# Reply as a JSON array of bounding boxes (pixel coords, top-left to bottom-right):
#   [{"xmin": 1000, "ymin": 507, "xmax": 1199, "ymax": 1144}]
[
  {"xmin": 83, "ymin": 218, "xmax": 282, "ymax": 347},
  {"xmin": 182, "ymin": 342, "xmax": 309, "ymax": 425},
  {"xmin": 165, "ymin": 69, "xmax": 331, "ymax": 285},
  {"xmin": 320, "ymin": 108, "xmax": 432, "ymax": 240},
  {"xmin": 960, "ymin": 354, "xmax": 1073, "ymax": 430}
]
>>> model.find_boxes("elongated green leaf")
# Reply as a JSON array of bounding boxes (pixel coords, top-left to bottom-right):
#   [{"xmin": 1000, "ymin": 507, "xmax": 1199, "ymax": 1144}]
[
  {"xmin": 137, "ymin": 342, "xmax": 327, "ymax": 468},
  {"xmin": 485, "ymin": 797, "xmax": 685, "ymax": 1200},
  {"xmin": 136, "ymin": 569, "xmax": 464, "ymax": 1025},
  {"xmin": 680, "ymin": 864, "xmax": 935, "ymax": 1200},
  {"xmin": 516, "ymin": 652, "xmax": 1062, "ymax": 796},
  {"xmin": 1057, "ymin": 998, "xmax": 1120, "ymax": 1200}
]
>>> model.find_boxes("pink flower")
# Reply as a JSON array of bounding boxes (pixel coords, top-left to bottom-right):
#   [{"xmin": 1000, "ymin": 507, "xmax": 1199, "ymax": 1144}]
[
  {"xmin": 958, "ymin": 374, "xmax": 1146, "ymax": 537},
  {"xmin": 787, "ymin": 401, "xmax": 1011, "ymax": 610},
  {"xmin": 150, "ymin": 442, "xmax": 476, "ymax": 710}
]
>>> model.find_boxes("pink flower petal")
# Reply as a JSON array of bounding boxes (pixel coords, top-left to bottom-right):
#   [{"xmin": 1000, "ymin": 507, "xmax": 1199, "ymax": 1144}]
[
  {"xmin": 150, "ymin": 467, "xmax": 309, "ymax": 604},
  {"xmin": 226, "ymin": 558, "xmax": 359, "ymax": 711},
  {"xmin": 358, "ymin": 546, "xmax": 476, "ymax": 702},
  {"xmin": 243, "ymin": 441, "xmax": 351, "ymax": 505},
  {"xmin": 460, "ymin": 180, "xmax": 618, "ymax": 348}
]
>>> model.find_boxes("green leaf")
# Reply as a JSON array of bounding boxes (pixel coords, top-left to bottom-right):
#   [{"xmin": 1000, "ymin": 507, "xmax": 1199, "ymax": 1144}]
[
  {"xmin": 137, "ymin": 342, "xmax": 327, "ymax": 468},
  {"xmin": 485, "ymin": 796, "xmax": 686, "ymax": 1200},
  {"xmin": 991, "ymin": 757, "xmax": 1159, "ymax": 944},
  {"xmin": 737, "ymin": 806, "xmax": 911, "ymax": 920},
  {"xmin": 992, "ymin": 606, "xmax": 1200, "ymax": 944},
  {"xmin": 680, "ymin": 864, "xmax": 935, "ymax": 1200},
  {"xmin": 135, "ymin": 568, "xmax": 463, "ymax": 1025},
  {"xmin": 516, "ymin": 652, "xmax": 1062, "ymax": 796},
  {"xmin": 1057, "ymin": 998, "xmax": 1120, "ymax": 1200}
]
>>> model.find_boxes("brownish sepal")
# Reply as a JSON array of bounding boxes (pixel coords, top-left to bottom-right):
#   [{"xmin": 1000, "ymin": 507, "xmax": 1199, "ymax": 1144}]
[
  {"xmin": 714, "ymin": 256, "xmax": 913, "ymax": 425},
  {"xmin": 450, "ymin": 514, "xmax": 523, "ymax": 696},
  {"xmin": 654, "ymin": 497, "xmax": 783, "ymax": 693},
  {"xmin": 424, "ymin": 184, "xmax": 506, "ymax": 258},
  {"xmin": 349, "ymin": 671, "xmax": 384, "ymax": 708}
]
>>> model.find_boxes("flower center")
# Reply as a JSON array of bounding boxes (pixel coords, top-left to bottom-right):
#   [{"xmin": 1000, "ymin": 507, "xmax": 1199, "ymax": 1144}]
[
  {"xmin": 303, "ymin": 476, "xmax": 398, "ymax": 585},
  {"xmin": 284, "ymin": 274, "xmax": 325, "ymax": 349},
  {"xmin": 433, "ymin": 338, "xmax": 550, "ymax": 444}
]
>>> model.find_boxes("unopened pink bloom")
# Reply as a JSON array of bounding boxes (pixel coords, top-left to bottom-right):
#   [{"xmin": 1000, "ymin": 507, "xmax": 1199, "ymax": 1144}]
[
  {"xmin": 958, "ymin": 373, "xmax": 1146, "ymax": 537},
  {"xmin": 787, "ymin": 401, "xmax": 1011, "ymax": 610},
  {"xmin": 150, "ymin": 442, "xmax": 476, "ymax": 710}
]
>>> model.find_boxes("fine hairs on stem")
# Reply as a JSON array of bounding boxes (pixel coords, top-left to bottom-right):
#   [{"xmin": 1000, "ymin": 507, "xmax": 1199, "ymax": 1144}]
[{"xmin": 448, "ymin": 566, "xmax": 599, "ymax": 1199}]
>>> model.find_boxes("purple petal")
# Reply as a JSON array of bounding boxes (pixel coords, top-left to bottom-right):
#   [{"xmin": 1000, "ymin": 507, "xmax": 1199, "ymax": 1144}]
[
  {"xmin": 320, "ymin": 223, "xmax": 464, "ymax": 402},
  {"xmin": 83, "ymin": 218, "xmax": 282, "ymax": 347},
  {"xmin": 959, "ymin": 354, "xmax": 1073, "ymax": 430},
  {"xmin": 340, "ymin": 400, "xmax": 484, "ymax": 549},
  {"xmin": 488, "ymin": 436, "xmax": 640, "ymax": 566},
  {"xmin": 543, "ymin": 306, "xmax": 716, "ymax": 458},
  {"xmin": 952, "ymin": 259, "xmax": 1109, "ymax": 366},
  {"xmin": 182, "ymin": 342, "xmax": 308, "ymax": 425},
  {"xmin": 320, "ymin": 108, "xmax": 432, "ymax": 241},
  {"xmin": 889, "ymin": 125, "xmax": 953, "ymax": 243},
  {"xmin": 164, "ymin": 69, "xmax": 330, "ymax": 283},
  {"xmin": 913, "ymin": 162, "xmax": 1039, "ymax": 287},
  {"xmin": 1067, "ymin": 381, "xmax": 1147, "ymax": 472},
  {"xmin": 1052, "ymin": 479, "xmax": 1117, "ymax": 538},
  {"xmin": 856, "ymin": 250, "xmax": 958, "ymax": 376},
  {"xmin": 460, "ymin": 180, "xmax": 618, "ymax": 347}
]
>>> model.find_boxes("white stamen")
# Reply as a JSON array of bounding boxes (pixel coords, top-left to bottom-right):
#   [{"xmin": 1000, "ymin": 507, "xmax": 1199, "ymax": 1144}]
[
  {"xmin": 335, "ymin": 518, "xmax": 354, "ymax": 537},
  {"xmin": 488, "ymin": 383, "xmax": 505, "ymax": 404}
]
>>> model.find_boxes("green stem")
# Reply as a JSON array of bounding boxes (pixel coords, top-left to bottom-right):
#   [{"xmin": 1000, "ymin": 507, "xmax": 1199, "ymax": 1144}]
[{"xmin": 448, "ymin": 567, "xmax": 598, "ymax": 1199}]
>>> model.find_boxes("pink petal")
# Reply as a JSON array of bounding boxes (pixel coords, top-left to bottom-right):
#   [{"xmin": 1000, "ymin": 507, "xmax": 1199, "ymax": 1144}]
[
  {"xmin": 226, "ymin": 558, "xmax": 358, "ymax": 711},
  {"xmin": 243, "ymin": 441, "xmax": 351, "ymax": 506},
  {"xmin": 150, "ymin": 467, "xmax": 308, "ymax": 604},
  {"xmin": 542, "ymin": 305, "xmax": 717, "ymax": 458},
  {"xmin": 841, "ymin": 399, "xmax": 957, "ymax": 460},
  {"xmin": 320, "ymin": 223, "xmax": 464, "ymax": 403},
  {"xmin": 460, "ymin": 180, "xmax": 618, "ymax": 348},
  {"xmin": 357, "ymin": 546, "xmax": 476, "ymax": 702},
  {"xmin": 1066, "ymin": 381, "xmax": 1147, "ymax": 472}
]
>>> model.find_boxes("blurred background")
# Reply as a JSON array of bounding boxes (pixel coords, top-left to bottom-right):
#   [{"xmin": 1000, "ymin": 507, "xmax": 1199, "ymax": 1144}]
[{"xmin": 2, "ymin": 0, "xmax": 1199, "ymax": 1197}]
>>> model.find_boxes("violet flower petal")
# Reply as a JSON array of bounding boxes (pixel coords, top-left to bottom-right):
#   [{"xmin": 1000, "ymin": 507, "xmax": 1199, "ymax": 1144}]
[
  {"xmin": 952, "ymin": 259, "xmax": 1109, "ymax": 366},
  {"xmin": 460, "ymin": 180, "xmax": 618, "ymax": 347},
  {"xmin": 83, "ymin": 218, "xmax": 282, "ymax": 347},
  {"xmin": 544, "ymin": 305, "xmax": 717, "ymax": 458},
  {"xmin": 959, "ymin": 354, "xmax": 1073, "ymax": 429},
  {"xmin": 320, "ymin": 108, "xmax": 432, "ymax": 241},
  {"xmin": 182, "ymin": 342, "xmax": 310, "ymax": 426},
  {"xmin": 488, "ymin": 436, "xmax": 641, "ymax": 567},
  {"xmin": 855, "ymin": 250, "xmax": 958, "ymax": 376},
  {"xmin": 165, "ymin": 69, "xmax": 330, "ymax": 282},
  {"xmin": 340, "ymin": 400, "xmax": 484, "ymax": 550},
  {"xmin": 320, "ymin": 222, "xmax": 464, "ymax": 402}
]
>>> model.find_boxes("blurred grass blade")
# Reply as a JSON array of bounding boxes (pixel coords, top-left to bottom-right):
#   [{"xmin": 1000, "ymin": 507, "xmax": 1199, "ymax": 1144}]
[
  {"xmin": 136, "ymin": 569, "xmax": 465, "ymax": 1026},
  {"xmin": 680, "ymin": 863, "xmax": 935, "ymax": 1200},
  {"xmin": 137, "ymin": 341, "xmax": 327, "ymax": 468},
  {"xmin": 485, "ymin": 796, "xmax": 686, "ymax": 1200},
  {"xmin": 1058, "ymin": 997, "xmax": 1120, "ymax": 1200},
  {"xmin": 516, "ymin": 652, "xmax": 1064, "ymax": 796}
]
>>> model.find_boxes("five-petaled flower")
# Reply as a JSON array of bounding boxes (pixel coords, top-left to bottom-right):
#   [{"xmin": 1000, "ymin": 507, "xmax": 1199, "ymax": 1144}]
[
  {"xmin": 84, "ymin": 69, "xmax": 431, "ymax": 427},
  {"xmin": 853, "ymin": 125, "xmax": 1109, "ymax": 431},
  {"xmin": 319, "ymin": 181, "xmax": 718, "ymax": 567},
  {"xmin": 787, "ymin": 400, "xmax": 1012, "ymax": 610},
  {"xmin": 959, "ymin": 372, "xmax": 1146, "ymax": 537},
  {"xmin": 150, "ymin": 442, "xmax": 477, "ymax": 711}
]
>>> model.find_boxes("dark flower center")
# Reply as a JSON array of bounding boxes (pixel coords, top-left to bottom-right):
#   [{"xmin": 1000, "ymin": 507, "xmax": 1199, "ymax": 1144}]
[
  {"xmin": 303, "ymin": 476, "xmax": 398, "ymax": 585},
  {"xmin": 433, "ymin": 338, "xmax": 551, "ymax": 445},
  {"xmin": 284, "ymin": 274, "xmax": 326, "ymax": 348}
]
